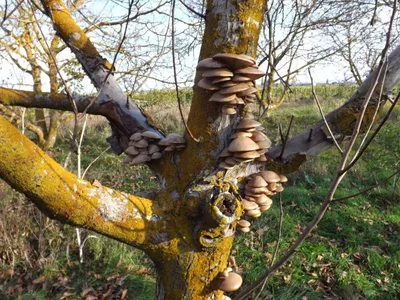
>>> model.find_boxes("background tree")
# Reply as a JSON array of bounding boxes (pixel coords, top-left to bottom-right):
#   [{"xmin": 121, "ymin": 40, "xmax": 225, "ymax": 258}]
[{"xmin": 1, "ymin": 0, "xmax": 400, "ymax": 299}]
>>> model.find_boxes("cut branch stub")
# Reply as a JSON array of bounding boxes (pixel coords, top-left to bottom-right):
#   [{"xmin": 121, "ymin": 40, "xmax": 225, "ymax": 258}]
[
  {"xmin": 195, "ymin": 53, "xmax": 265, "ymax": 115},
  {"xmin": 197, "ymin": 188, "xmax": 243, "ymax": 248}
]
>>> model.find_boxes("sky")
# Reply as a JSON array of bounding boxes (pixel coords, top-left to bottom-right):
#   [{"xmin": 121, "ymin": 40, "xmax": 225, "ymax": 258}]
[{"xmin": 0, "ymin": 0, "xmax": 393, "ymax": 94}]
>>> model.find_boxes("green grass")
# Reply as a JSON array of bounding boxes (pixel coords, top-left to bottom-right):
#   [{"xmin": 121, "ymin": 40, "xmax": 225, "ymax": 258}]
[{"xmin": 1, "ymin": 84, "xmax": 400, "ymax": 299}]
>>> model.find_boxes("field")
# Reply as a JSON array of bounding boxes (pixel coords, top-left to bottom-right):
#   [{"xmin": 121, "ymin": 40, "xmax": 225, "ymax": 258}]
[{"xmin": 1, "ymin": 84, "xmax": 399, "ymax": 299}]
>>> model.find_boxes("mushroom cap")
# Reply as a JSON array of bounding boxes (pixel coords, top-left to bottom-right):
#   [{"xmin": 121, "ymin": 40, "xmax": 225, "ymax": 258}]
[
  {"xmin": 151, "ymin": 152, "xmax": 163, "ymax": 160},
  {"xmin": 219, "ymin": 148, "xmax": 232, "ymax": 158},
  {"xmin": 237, "ymin": 87, "xmax": 258, "ymax": 97},
  {"xmin": 257, "ymin": 140, "xmax": 272, "ymax": 149},
  {"xmin": 123, "ymin": 155, "xmax": 134, "ymax": 164},
  {"xmin": 212, "ymin": 77, "xmax": 232, "ymax": 84},
  {"xmin": 259, "ymin": 170, "xmax": 281, "ymax": 182},
  {"xmin": 219, "ymin": 81, "xmax": 237, "ymax": 88},
  {"xmin": 213, "ymin": 53, "xmax": 256, "ymax": 69},
  {"xmin": 166, "ymin": 133, "xmax": 185, "ymax": 144},
  {"xmin": 259, "ymin": 203, "xmax": 272, "ymax": 212},
  {"xmin": 220, "ymin": 83, "xmax": 251, "ymax": 95},
  {"xmin": 254, "ymin": 194, "xmax": 273, "ymax": 205},
  {"xmin": 130, "ymin": 154, "xmax": 149, "ymax": 164},
  {"xmin": 230, "ymin": 131, "xmax": 253, "ymax": 139},
  {"xmin": 228, "ymin": 136, "xmax": 260, "ymax": 152},
  {"xmin": 218, "ymin": 162, "xmax": 234, "ymax": 169},
  {"xmin": 133, "ymin": 139, "xmax": 149, "ymax": 148},
  {"xmin": 148, "ymin": 144, "xmax": 161, "ymax": 155},
  {"xmin": 237, "ymin": 219, "xmax": 251, "ymax": 227},
  {"xmin": 238, "ymin": 227, "xmax": 250, "ymax": 233},
  {"xmin": 196, "ymin": 58, "xmax": 227, "ymax": 69},
  {"xmin": 124, "ymin": 146, "xmax": 140, "ymax": 156},
  {"xmin": 228, "ymin": 97, "xmax": 245, "ymax": 105},
  {"xmin": 267, "ymin": 182, "xmax": 277, "ymax": 192},
  {"xmin": 235, "ymin": 67, "xmax": 265, "ymax": 80},
  {"xmin": 158, "ymin": 138, "xmax": 172, "ymax": 146},
  {"xmin": 242, "ymin": 199, "xmax": 259, "ymax": 210},
  {"xmin": 141, "ymin": 131, "xmax": 163, "ymax": 140},
  {"xmin": 209, "ymin": 92, "xmax": 237, "ymax": 103},
  {"xmin": 236, "ymin": 118, "xmax": 262, "ymax": 129},
  {"xmin": 202, "ymin": 68, "xmax": 234, "ymax": 78},
  {"xmin": 234, "ymin": 150, "xmax": 260, "ymax": 159},
  {"xmin": 224, "ymin": 157, "xmax": 239, "ymax": 166},
  {"xmin": 216, "ymin": 272, "xmax": 243, "ymax": 292},
  {"xmin": 222, "ymin": 105, "xmax": 237, "ymax": 115},
  {"xmin": 275, "ymin": 183, "xmax": 284, "ymax": 192},
  {"xmin": 198, "ymin": 78, "xmax": 220, "ymax": 90},
  {"xmin": 279, "ymin": 174, "xmax": 288, "ymax": 183},
  {"xmin": 232, "ymin": 75, "xmax": 252, "ymax": 82},
  {"xmin": 256, "ymin": 154, "xmax": 268, "ymax": 162},
  {"xmin": 251, "ymin": 131, "xmax": 269, "ymax": 142},
  {"xmin": 247, "ymin": 175, "xmax": 268, "ymax": 187},
  {"xmin": 245, "ymin": 208, "xmax": 262, "ymax": 218},
  {"xmin": 130, "ymin": 132, "xmax": 143, "ymax": 141},
  {"xmin": 245, "ymin": 186, "xmax": 270, "ymax": 195}
]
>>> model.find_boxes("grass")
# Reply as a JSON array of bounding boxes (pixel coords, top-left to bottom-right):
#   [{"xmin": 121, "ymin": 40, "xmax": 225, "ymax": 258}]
[{"xmin": 1, "ymin": 84, "xmax": 400, "ymax": 299}]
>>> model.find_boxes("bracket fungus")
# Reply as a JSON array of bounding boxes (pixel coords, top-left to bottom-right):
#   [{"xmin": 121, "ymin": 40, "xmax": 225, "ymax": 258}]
[
  {"xmin": 123, "ymin": 132, "xmax": 185, "ymax": 165},
  {"xmin": 196, "ymin": 53, "xmax": 265, "ymax": 115}
]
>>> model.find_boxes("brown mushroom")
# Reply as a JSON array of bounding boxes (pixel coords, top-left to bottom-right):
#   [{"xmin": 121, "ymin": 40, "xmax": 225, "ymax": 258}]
[
  {"xmin": 235, "ymin": 67, "xmax": 265, "ymax": 80},
  {"xmin": 197, "ymin": 78, "xmax": 220, "ymax": 90},
  {"xmin": 245, "ymin": 208, "xmax": 262, "ymax": 218},
  {"xmin": 228, "ymin": 136, "xmax": 259, "ymax": 152},
  {"xmin": 213, "ymin": 53, "xmax": 255, "ymax": 69},
  {"xmin": 220, "ymin": 83, "xmax": 251, "ymax": 95},
  {"xmin": 141, "ymin": 131, "xmax": 162, "ymax": 140},
  {"xmin": 124, "ymin": 146, "xmax": 140, "ymax": 156},
  {"xmin": 209, "ymin": 92, "xmax": 237, "ymax": 103},
  {"xmin": 238, "ymin": 219, "xmax": 251, "ymax": 228},
  {"xmin": 130, "ymin": 132, "xmax": 143, "ymax": 141},
  {"xmin": 213, "ymin": 272, "xmax": 243, "ymax": 292},
  {"xmin": 196, "ymin": 58, "xmax": 227, "ymax": 69},
  {"xmin": 130, "ymin": 154, "xmax": 149, "ymax": 164},
  {"xmin": 259, "ymin": 170, "xmax": 281, "ymax": 183},
  {"xmin": 248, "ymin": 175, "xmax": 268, "ymax": 187},
  {"xmin": 202, "ymin": 68, "xmax": 234, "ymax": 78},
  {"xmin": 236, "ymin": 118, "xmax": 262, "ymax": 130}
]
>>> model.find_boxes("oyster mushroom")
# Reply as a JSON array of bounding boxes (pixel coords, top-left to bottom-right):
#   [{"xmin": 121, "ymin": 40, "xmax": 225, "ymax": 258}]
[{"xmin": 212, "ymin": 272, "xmax": 243, "ymax": 292}]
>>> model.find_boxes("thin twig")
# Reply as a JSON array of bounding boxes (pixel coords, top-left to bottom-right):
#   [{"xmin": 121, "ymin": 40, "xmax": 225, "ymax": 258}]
[
  {"xmin": 1, "ymin": 0, "xmax": 24, "ymax": 26},
  {"xmin": 255, "ymin": 193, "xmax": 284, "ymax": 300},
  {"xmin": 171, "ymin": 0, "xmax": 199, "ymax": 142},
  {"xmin": 278, "ymin": 115, "xmax": 294, "ymax": 160},
  {"xmin": 178, "ymin": 0, "xmax": 205, "ymax": 19},
  {"xmin": 333, "ymin": 169, "xmax": 400, "ymax": 202},
  {"xmin": 82, "ymin": 146, "xmax": 111, "ymax": 179},
  {"xmin": 342, "ymin": 91, "xmax": 400, "ymax": 173},
  {"xmin": 308, "ymin": 68, "xmax": 343, "ymax": 153}
]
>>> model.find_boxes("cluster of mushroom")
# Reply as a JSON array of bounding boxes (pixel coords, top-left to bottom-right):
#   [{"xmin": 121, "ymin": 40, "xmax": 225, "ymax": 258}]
[
  {"xmin": 212, "ymin": 256, "xmax": 242, "ymax": 297},
  {"xmin": 237, "ymin": 171, "xmax": 287, "ymax": 232},
  {"xmin": 196, "ymin": 53, "xmax": 265, "ymax": 115},
  {"xmin": 219, "ymin": 113, "xmax": 271, "ymax": 170},
  {"xmin": 124, "ymin": 132, "xmax": 185, "ymax": 165}
]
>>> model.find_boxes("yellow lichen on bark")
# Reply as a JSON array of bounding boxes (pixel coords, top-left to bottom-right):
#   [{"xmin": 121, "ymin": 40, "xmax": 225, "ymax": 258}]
[
  {"xmin": 0, "ymin": 116, "xmax": 157, "ymax": 248},
  {"xmin": 41, "ymin": 0, "xmax": 99, "ymax": 57}
]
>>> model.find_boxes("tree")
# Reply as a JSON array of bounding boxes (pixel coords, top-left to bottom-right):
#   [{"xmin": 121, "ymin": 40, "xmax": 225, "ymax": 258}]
[{"xmin": 1, "ymin": 0, "xmax": 400, "ymax": 299}]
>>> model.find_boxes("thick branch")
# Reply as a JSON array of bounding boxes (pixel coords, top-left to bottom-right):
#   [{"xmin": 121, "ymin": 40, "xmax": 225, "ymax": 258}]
[
  {"xmin": 0, "ymin": 116, "xmax": 160, "ymax": 249},
  {"xmin": 39, "ymin": 0, "xmax": 164, "ymax": 153},
  {"xmin": 267, "ymin": 44, "xmax": 400, "ymax": 173}
]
